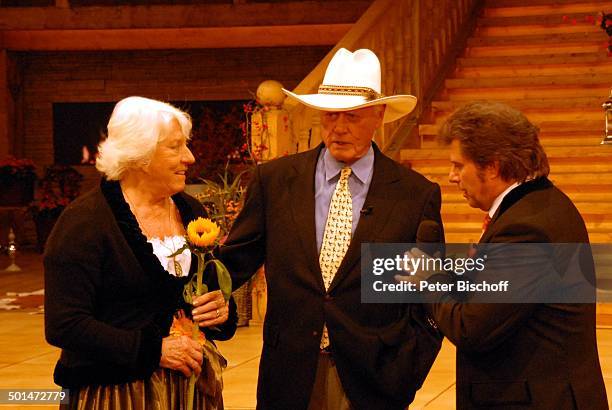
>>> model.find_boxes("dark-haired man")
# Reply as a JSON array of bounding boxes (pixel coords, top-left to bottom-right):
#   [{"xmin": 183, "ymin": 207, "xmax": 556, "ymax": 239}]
[{"xmin": 428, "ymin": 101, "xmax": 607, "ymax": 409}]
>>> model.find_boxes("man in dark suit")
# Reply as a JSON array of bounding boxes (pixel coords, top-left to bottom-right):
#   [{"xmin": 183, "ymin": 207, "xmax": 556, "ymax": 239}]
[
  {"xmin": 219, "ymin": 48, "xmax": 444, "ymax": 409},
  {"xmin": 427, "ymin": 101, "xmax": 608, "ymax": 409}
]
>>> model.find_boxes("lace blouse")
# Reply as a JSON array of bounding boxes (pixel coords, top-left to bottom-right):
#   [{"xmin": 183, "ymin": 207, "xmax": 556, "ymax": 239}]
[{"xmin": 149, "ymin": 235, "xmax": 192, "ymax": 277}]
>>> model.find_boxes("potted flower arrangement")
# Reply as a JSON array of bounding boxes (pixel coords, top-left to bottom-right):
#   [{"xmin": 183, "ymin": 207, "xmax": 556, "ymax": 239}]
[
  {"xmin": 0, "ymin": 156, "xmax": 37, "ymax": 206},
  {"xmin": 190, "ymin": 101, "xmax": 271, "ymax": 326},
  {"xmin": 31, "ymin": 165, "xmax": 83, "ymax": 251}
]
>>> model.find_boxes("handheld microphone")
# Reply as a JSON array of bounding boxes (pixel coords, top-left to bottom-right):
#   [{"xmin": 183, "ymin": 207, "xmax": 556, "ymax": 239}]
[{"xmin": 416, "ymin": 220, "xmax": 443, "ymax": 257}]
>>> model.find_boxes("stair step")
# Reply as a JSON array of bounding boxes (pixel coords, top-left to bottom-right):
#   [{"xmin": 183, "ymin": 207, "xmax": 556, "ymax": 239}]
[
  {"xmin": 483, "ymin": 2, "xmax": 612, "ymax": 18},
  {"xmin": 424, "ymin": 173, "xmax": 612, "ymax": 187},
  {"xmin": 432, "ymin": 97, "xmax": 607, "ymax": 111},
  {"xmin": 468, "ymin": 32, "xmax": 604, "ymax": 46},
  {"xmin": 444, "ymin": 231, "xmax": 612, "ymax": 243},
  {"xmin": 406, "ymin": 156, "xmax": 612, "ymax": 170},
  {"xmin": 485, "ymin": 0, "xmax": 611, "ymax": 7},
  {"xmin": 401, "ymin": 146, "xmax": 612, "ymax": 160},
  {"xmin": 430, "ymin": 107, "xmax": 603, "ymax": 124},
  {"xmin": 420, "ymin": 119, "xmax": 604, "ymax": 137},
  {"xmin": 443, "ymin": 224, "xmax": 612, "ymax": 242},
  {"xmin": 476, "ymin": 23, "xmax": 600, "ymax": 37},
  {"xmin": 422, "ymin": 137, "xmax": 603, "ymax": 148},
  {"xmin": 407, "ymin": 156, "xmax": 612, "ymax": 167},
  {"xmin": 442, "ymin": 201, "xmax": 612, "ymax": 215},
  {"xmin": 441, "ymin": 212, "xmax": 612, "ymax": 224},
  {"xmin": 411, "ymin": 162, "xmax": 612, "ymax": 175},
  {"xmin": 467, "ymin": 43, "xmax": 604, "ymax": 57},
  {"xmin": 441, "ymin": 191, "xmax": 612, "ymax": 203},
  {"xmin": 446, "ymin": 74, "xmax": 612, "ymax": 89},
  {"xmin": 446, "ymin": 85, "xmax": 610, "ymax": 101},
  {"xmin": 458, "ymin": 53, "xmax": 609, "ymax": 67},
  {"xmin": 456, "ymin": 63, "xmax": 612, "ymax": 78},
  {"xmin": 441, "ymin": 220, "xmax": 612, "ymax": 232},
  {"xmin": 430, "ymin": 110, "xmax": 603, "ymax": 126},
  {"xmin": 478, "ymin": 12, "xmax": 600, "ymax": 27}
]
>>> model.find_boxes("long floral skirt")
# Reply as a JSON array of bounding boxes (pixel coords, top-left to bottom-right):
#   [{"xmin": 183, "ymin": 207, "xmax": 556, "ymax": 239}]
[{"xmin": 61, "ymin": 342, "xmax": 226, "ymax": 410}]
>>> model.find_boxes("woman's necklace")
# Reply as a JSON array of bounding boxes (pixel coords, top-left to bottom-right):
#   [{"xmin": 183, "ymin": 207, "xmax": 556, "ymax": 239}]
[{"xmin": 124, "ymin": 191, "xmax": 185, "ymax": 277}]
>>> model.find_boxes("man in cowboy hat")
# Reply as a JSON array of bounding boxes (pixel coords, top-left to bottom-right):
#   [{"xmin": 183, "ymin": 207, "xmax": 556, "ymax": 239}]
[{"xmin": 219, "ymin": 48, "xmax": 444, "ymax": 409}]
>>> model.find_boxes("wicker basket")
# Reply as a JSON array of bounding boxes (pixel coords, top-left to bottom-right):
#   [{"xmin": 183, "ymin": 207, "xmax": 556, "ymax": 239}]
[{"xmin": 232, "ymin": 279, "xmax": 253, "ymax": 327}]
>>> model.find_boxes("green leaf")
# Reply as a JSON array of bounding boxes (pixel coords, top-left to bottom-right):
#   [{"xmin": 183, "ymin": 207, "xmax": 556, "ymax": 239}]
[
  {"xmin": 167, "ymin": 243, "xmax": 190, "ymax": 258},
  {"xmin": 183, "ymin": 287, "xmax": 193, "ymax": 305},
  {"xmin": 212, "ymin": 259, "xmax": 233, "ymax": 301}
]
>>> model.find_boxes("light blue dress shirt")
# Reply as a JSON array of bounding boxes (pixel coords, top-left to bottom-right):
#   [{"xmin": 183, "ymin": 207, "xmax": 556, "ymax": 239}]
[{"xmin": 315, "ymin": 146, "xmax": 375, "ymax": 253}]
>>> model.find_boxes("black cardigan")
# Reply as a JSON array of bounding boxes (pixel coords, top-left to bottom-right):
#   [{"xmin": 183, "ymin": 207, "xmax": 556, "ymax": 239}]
[{"xmin": 44, "ymin": 179, "xmax": 237, "ymax": 388}]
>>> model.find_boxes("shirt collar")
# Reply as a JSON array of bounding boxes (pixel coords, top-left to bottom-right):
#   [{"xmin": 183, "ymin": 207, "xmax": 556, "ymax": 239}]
[
  {"xmin": 323, "ymin": 145, "xmax": 374, "ymax": 184},
  {"xmin": 488, "ymin": 181, "xmax": 520, "ymax": 218}
]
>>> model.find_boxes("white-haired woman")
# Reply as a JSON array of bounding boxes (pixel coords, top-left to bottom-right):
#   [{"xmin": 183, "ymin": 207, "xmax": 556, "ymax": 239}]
[{"xmin": 44, "ymin": 96, "xmax": 237, "ymax": 409}]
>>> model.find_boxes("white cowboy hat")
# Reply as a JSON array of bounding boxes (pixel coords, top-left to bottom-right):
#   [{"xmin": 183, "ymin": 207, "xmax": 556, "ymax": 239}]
[{"xmin": 282, "ymin": 48, "xmax": 417, "ymax": 123}]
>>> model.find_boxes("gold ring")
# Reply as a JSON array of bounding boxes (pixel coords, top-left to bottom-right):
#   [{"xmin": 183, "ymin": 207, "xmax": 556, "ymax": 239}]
[{"xmin": 215, "ymin": 309, "xmax": 220, "ymax": 318}]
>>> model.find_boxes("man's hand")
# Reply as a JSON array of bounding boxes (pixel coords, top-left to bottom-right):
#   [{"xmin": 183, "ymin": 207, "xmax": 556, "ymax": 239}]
[
  {"xmin": 160, "ymin": 335, "xmax": 203, "ymax": 377},
  {"xmin": 192, "ymin": 290, "xmax": 229, "ymax": 328}
]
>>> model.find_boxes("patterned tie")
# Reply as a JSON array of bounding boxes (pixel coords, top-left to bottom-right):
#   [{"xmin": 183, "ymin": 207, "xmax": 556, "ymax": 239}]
[{"xmin": 319, "ymin": 166, "xmax": 353, "ymax": 349}]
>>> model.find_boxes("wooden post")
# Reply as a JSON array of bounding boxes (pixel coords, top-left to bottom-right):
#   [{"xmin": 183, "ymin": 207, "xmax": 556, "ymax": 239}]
[
  {"xmin": 0, "ymin": 50, "xmax": 11, "ymax": 157},
  {"xmin": 0, "ymin": 50, "xmax": 22, "ymax": 158}
]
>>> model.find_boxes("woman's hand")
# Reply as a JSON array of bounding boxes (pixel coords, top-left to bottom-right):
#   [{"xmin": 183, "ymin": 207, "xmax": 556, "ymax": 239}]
[
  {"xmin": 160, "ymin": 335, "xmax": 203, "ymax": 377},
  {"xmin": 192, "ymin": 290, "xmax": 229, "ymax": 328}
]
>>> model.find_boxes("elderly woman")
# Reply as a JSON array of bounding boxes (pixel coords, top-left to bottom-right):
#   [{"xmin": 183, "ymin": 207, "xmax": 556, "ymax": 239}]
[{"xmin": 44, "ymin": 96, "xmax": 237, "ymax": 409}]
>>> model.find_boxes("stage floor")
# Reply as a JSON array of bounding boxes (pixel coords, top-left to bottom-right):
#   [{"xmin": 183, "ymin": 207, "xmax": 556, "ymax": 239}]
[{"xmin": 0, "ymin": 253, "xmax": 610, "ymax": 409}]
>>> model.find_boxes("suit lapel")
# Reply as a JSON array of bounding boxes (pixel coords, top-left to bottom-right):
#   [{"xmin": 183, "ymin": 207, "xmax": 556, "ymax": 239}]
[
  {"xmin": 480, "ymin": 177, "xmax": 553, "ymax": 243},
  {"xmin": 288, "ymin": 145, "xmax": 325, "ymax": 287},
  {"xmin": 328, "ymin": 147, "xmax": 400, "ymax": 293}
]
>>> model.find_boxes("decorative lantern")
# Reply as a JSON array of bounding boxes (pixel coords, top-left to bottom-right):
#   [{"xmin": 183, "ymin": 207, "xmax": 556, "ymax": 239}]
[
  {"xmin": 602, "ymin": 89, "xmax": 612, "ymax": 145},
  {"xmin": 3, "ymin": 229, "xmax": 21, "ymax": 272}
]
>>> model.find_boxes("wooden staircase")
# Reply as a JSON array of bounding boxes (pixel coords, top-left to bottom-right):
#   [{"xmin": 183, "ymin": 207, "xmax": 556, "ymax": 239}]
[{"xmin": 401, "ymin": 0, "xmax": 612, "ymax": 244}]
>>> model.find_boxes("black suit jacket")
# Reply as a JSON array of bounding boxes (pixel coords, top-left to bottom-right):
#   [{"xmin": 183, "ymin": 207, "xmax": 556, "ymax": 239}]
[
  {"xmin": 220, "ymin": 144, "xmax": 444, "ymax": 410},
  {"xmin": 428, "ymin": 178, "xmax": 608, "ymax": 409},
  {"xmin": 45, "ymin": 180, "xmax": 237, "ymax": 388}
]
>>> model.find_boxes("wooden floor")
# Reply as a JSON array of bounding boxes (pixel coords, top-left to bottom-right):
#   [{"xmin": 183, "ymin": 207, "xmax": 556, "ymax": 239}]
[{"xmin": 0, "ymin": 252, "xmax": 610, "ymax": 409}]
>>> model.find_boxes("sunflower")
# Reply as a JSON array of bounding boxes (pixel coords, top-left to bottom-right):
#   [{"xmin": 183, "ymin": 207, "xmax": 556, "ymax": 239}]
[{"xmin": 187, "ymin": 217, "xmax": 221, "ymax": 248}]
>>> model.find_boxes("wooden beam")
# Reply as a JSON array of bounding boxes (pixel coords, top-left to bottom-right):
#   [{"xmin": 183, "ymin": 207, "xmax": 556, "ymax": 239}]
[
  {"xmin": 0, "ymin": 2, "xmax": 372, "ymax": 30},
  {"xmin": 0, "ymin": 24, "xmax": 351, "ymax": 51}
]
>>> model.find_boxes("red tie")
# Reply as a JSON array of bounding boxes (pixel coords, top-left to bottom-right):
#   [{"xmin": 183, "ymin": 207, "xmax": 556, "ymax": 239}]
[
  {"xmin": 469, "ymin": 215, "xmax": 492, "ymax": 256},
  {"xmin": 482, "ymin": 215, "xmax": 492, "ymax": 232}
]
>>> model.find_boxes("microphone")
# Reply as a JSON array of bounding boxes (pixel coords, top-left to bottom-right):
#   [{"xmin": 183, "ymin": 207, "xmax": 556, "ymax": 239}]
[
  {"xmin": 416, "ymin": 220, "xmax": 443, "ymax": 257},
  {"xmin": 360, "ymin": 206, "xmax": 373, "ymax": 216}
]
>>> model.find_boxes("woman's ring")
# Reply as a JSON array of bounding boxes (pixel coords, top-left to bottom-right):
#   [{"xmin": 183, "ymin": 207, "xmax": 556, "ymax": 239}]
[{"xmin": 215, "ymin": 309, "xmax": 220, "ymax": 318}]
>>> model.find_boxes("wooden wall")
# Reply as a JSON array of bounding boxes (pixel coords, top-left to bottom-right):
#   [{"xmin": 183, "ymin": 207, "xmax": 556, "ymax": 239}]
[{"xmin": 15, "ymin": 46, "xmax": 330, "ymax": 172}]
